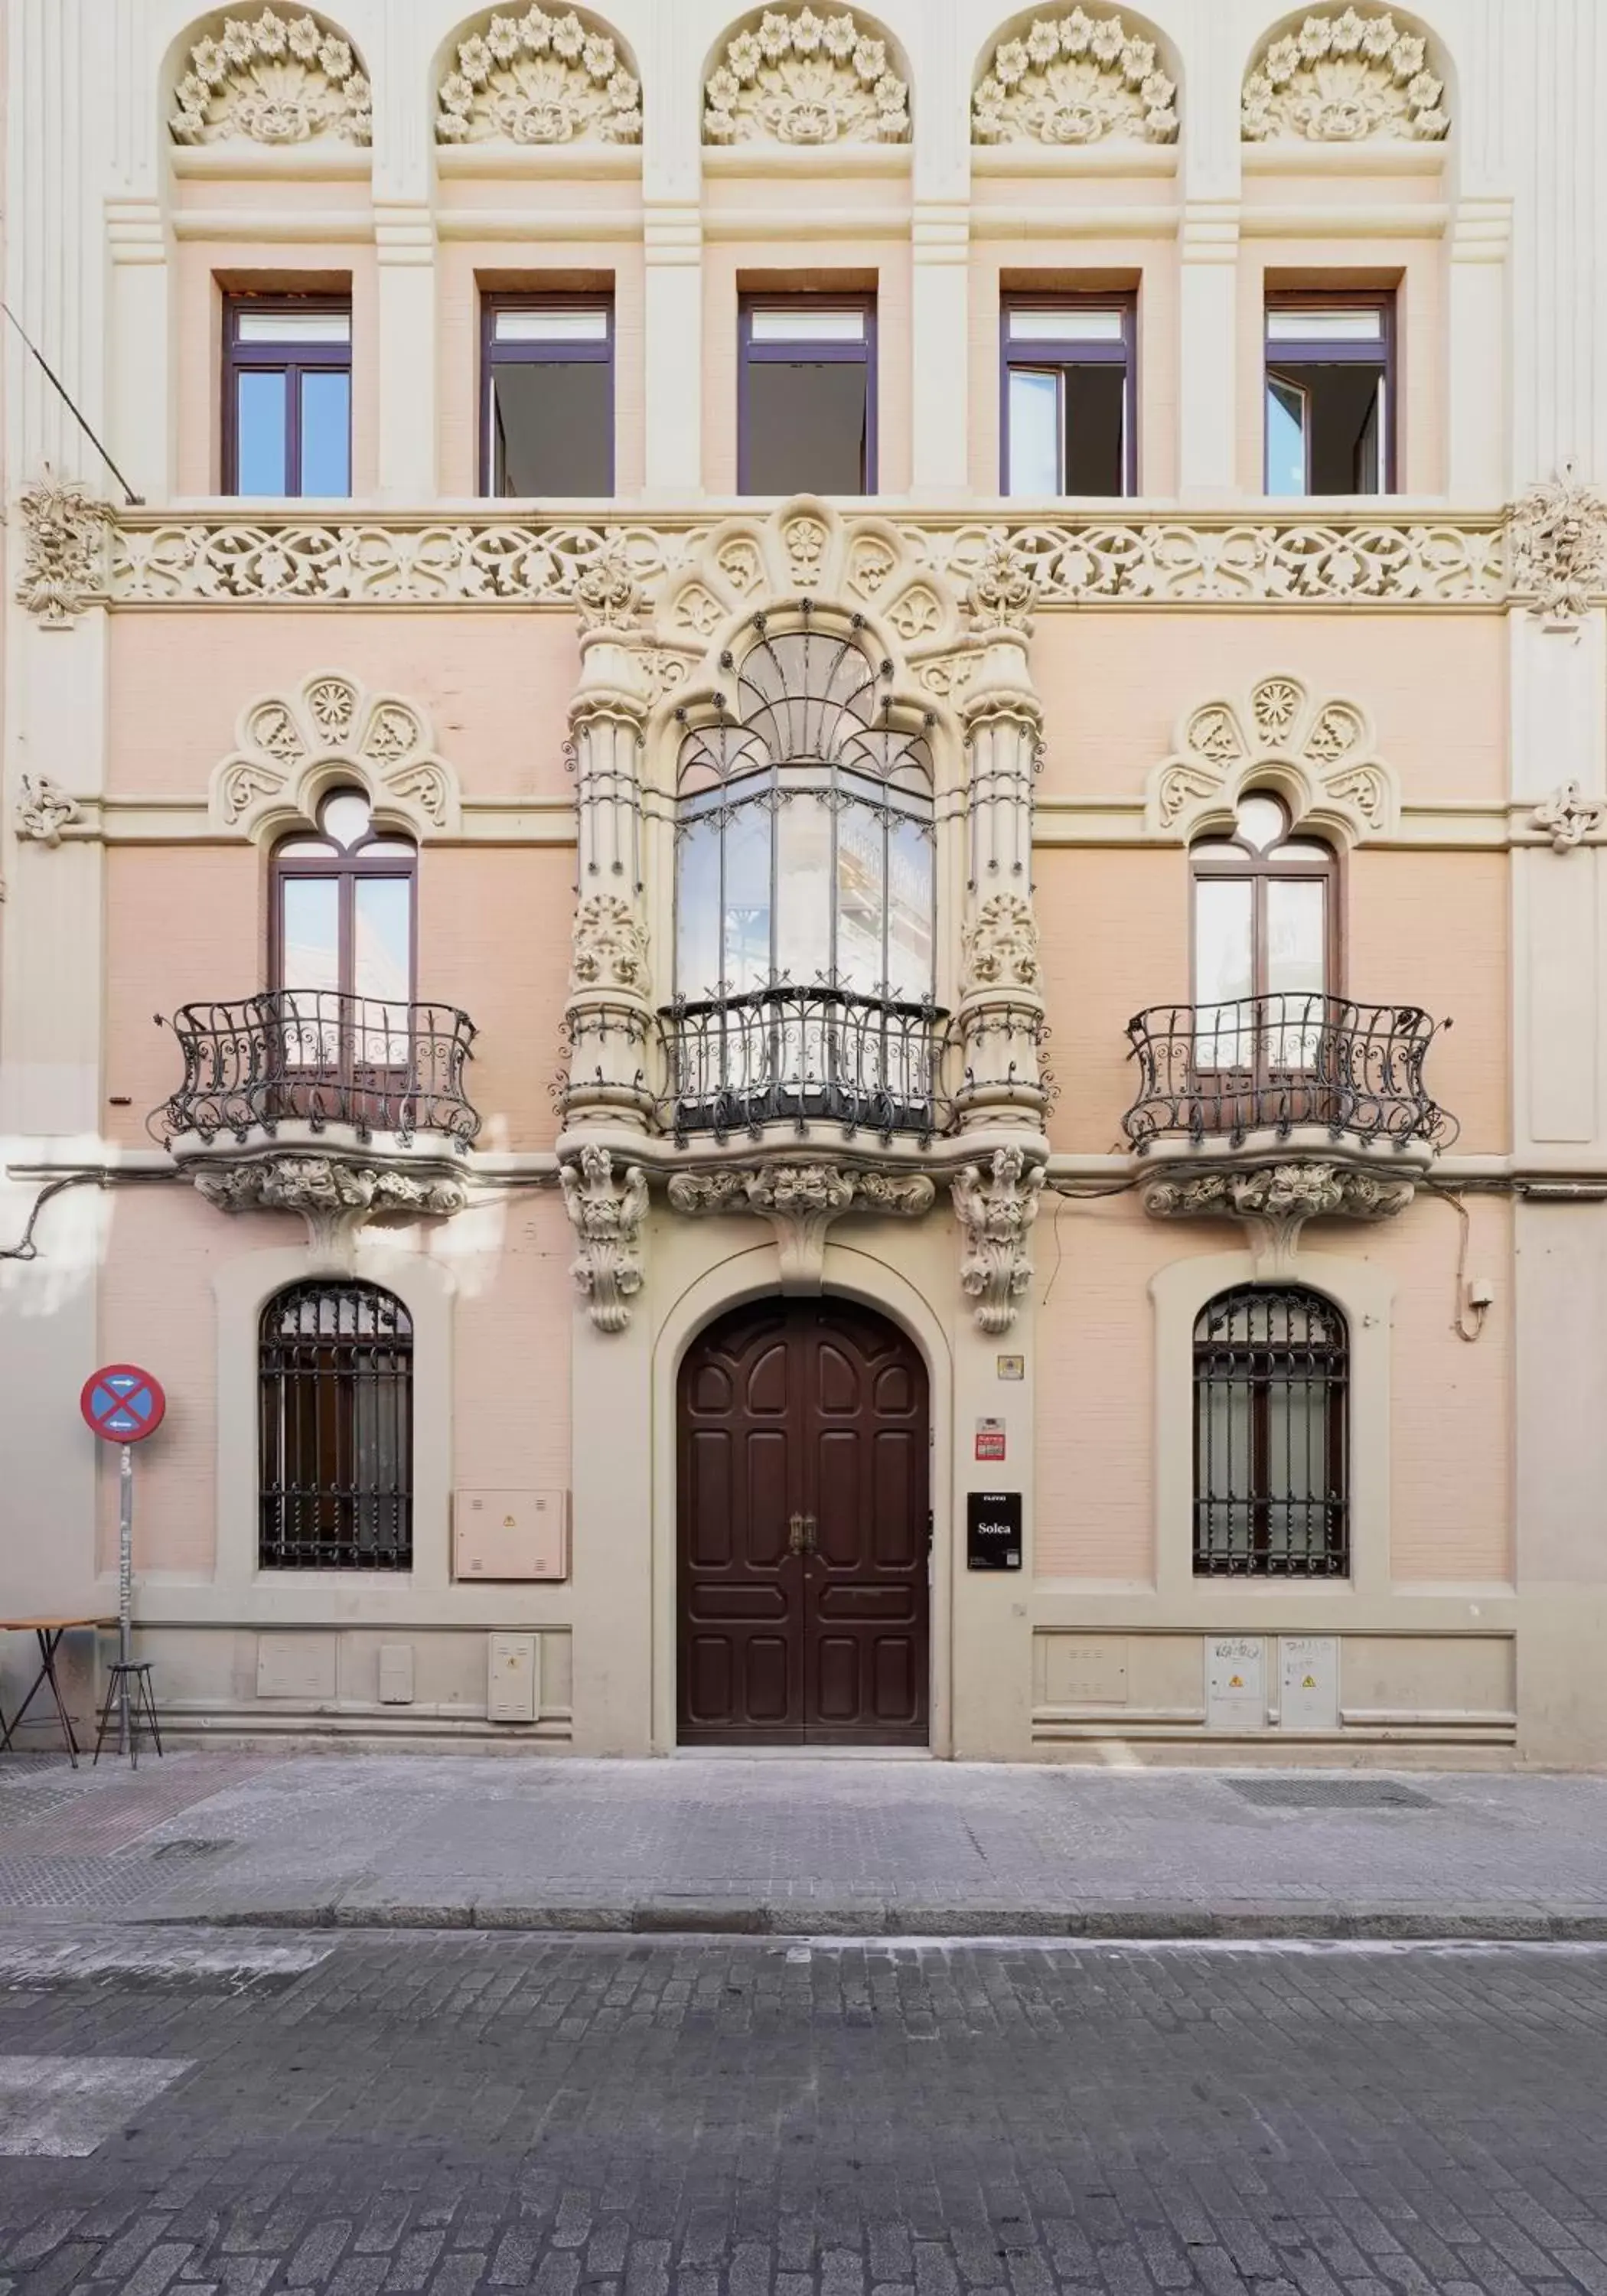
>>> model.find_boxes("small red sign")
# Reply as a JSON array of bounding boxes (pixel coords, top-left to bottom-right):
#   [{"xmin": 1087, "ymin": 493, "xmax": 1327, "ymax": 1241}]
[
  {"xmin": 80, "ymin": 1364, "xmax": 166, "ymax": 1443},
  {"xmin": 975, "ymin": 1419, "xmax": 1006, "ymax": 1463}
]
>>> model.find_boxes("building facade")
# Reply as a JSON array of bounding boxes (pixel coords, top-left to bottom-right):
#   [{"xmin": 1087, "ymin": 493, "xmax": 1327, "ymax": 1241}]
[{"xmin": 2, "ymin": 0, "xmax": 1606, "ymax": 1760}]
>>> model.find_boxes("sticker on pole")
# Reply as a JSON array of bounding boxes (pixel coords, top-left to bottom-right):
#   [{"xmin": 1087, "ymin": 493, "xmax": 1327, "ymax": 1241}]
[{"xmin": 80, "ymin": 1365, "xmax": 166, "ymax": 1443}]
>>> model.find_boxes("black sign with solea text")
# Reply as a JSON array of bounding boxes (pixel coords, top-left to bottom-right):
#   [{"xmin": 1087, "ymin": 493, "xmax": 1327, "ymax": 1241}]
[{"xmin": 966, "ymin": 1490, "xmax": 1022, "ymax": 1570}]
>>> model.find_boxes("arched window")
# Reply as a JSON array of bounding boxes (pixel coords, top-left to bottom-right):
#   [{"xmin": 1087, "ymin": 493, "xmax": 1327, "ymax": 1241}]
[
  {"xmin": 1193, "ymin": 1285, "xmax": 1348, "ymax": 1577},
  {"xmin": 667, "ymin": 618, "xmax": 938, "ymax": 1136},
  {"xmin": 1191, "ymin": 790, "xmax": 1337, "ymax": 1082},
  {"xmin": 272, "ymin": 787, "xmax": 416, "ymax": 1005},
  {"xmin": 259, "ymin": 1281, "xmax": 413, "ymax": 1571}
]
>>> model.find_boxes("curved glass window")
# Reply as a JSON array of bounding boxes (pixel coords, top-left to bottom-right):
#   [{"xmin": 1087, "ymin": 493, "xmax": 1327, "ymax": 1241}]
[{"xmin": 673, "ymin": 623, "xmax": 935, "ymax": 1006}]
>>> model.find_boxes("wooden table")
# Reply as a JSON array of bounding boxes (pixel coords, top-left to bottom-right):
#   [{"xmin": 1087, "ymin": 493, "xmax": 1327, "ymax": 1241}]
[{"xmin": 0, "ymin": 1617, "xmax": 116, "ymax": 1768}]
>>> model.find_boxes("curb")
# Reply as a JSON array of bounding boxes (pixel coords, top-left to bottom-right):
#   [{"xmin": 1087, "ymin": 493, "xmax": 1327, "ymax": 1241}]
[{"xmin": 132, "ymin": 1900, "xmax": 1607, "ymax": 1943}]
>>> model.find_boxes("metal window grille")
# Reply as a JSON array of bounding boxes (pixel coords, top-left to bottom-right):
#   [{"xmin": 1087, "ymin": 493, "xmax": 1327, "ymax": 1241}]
[
  {"xmin": 259, "ymin": 1281, "xmax": 413, "ymax": 1571},
  {"xmin": 1193, "ymin": 1284, "xmax": 1348, "ymax": 1577}
]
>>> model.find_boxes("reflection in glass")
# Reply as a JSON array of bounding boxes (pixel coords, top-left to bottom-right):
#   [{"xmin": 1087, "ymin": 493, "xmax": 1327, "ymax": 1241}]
[
  {"xmin": 236, "ymin": 370, "xmax": 288, "ymax": 494},
  {"xmin": 835, "ymin": 801, "xmax": 885, "ymax": 992},
  {"xmin": 722, "ymin": 801, "xmax": 771, "ymax": 993},
  {"xmin": 300, "ymin": 369, "xmax": 350, "ymax": 495},
  {"xmin": 1266, "ymin": 374, "xmax": 1307, "ymax": 496},
  {"xmin": 675, "ymin": 817, "xmax": 721, "ymax": 996},
  {"xmin": 1007, "ymin": 368, "xmax": 1061, "ymax": 497},
  {"xmin": 1195, "ymin": 879, "xmax": 1253, "ymax": 1067}
]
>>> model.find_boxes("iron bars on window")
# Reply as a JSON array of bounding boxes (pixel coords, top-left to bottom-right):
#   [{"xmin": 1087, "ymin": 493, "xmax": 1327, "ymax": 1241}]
[
  {"xmin": 1193, "ymin": 1284, "xmax": 1349, "ymax": 1578},
  {"xmin": 153, "ymin": 990, "xmax": 481, "ymax": 1148},
  {"xmin": 259, "ymin": 1280, "xmax": 412, "ymax": 1573},
  {"xmin": 1122, "ymin": 993, "xmax": 1455, "ymax": 1153}
]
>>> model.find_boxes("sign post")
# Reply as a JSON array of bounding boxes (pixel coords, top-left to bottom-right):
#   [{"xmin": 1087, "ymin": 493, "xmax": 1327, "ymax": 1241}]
[{"xmin": 80, "ymin": 1365, "xmax": 165, "ymax": 1757}]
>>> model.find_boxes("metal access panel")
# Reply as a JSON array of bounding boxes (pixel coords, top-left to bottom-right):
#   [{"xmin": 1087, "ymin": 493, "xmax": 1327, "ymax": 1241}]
[
  {"xmin": 454, "ymin": 1489, "xmax": 569, "ymax": 1581},
  {"xmin": 377, "ymin": 1643, "xmax": 415, "ymax": 1705},
  {"xmin": 487, "ymin": 1631, "xmax": 539, "ymax": 1724}
]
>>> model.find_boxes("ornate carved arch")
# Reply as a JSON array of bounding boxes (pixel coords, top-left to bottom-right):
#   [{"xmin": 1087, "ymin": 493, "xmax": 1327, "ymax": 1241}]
[
  {"xmin": 168, "ymin": 7, "xmax": 370, "ymax": 145},
  {"xmin": 434, "ymin": 5, "xmax": 641, "ymax": 145},
  {"xmin": 1145, "ymin": 673, "xmax": 1399, "ymax": 846},
  {"xmin": 702, "ymin": 8, "xmax": 911, "ymax": 145},
  {"xmin": 207, "ymin": 672, "xmax": 462, "ymax": 842},
  {"xmin": 1241, "ymin": 7, "xmax": 1449, "ymax": 142},
  {"xmin": 972, "ymin": 7, "xmax": 1178, "ymax": 146}
]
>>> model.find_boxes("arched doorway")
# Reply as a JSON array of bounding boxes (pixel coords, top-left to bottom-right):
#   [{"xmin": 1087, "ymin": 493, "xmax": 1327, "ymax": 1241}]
[{"xmin": 677, "ymin": 1296, "xmax": 931, "ymax": 1746}]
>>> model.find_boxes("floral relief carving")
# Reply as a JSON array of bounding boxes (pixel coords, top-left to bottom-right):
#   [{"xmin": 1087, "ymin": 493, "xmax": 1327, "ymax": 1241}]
[
  {"xmin": 1149, "ymin": 673, "xmax": 1396, "ymax": 843},
  {"xmin": 963, "ymin": 532, "xmax": 1039, "ymax": 638},
  {"xmin": 1242, "ymin": 9, "xmax": 1448, "ymax": 142},
  {"xmin": 703, "ymin": 9, "xmax": 910, "ymax": 145},
  {"xmin": 1508, "ymin": 469, "xmax": 1607, "ymax": 628},
  {"xmin": 191, "ymin": 1154, "xmax": 468, "ymax": 1251},
  {"xmin": 1530, "ymin": 783, "xmax": 1607, "ymax": 854},
  {"xmin": 170, "ymin": 9, "xmax": 371, "ymax": 145},
  {"xmin": 560, "ymin": 1145, "xmax": 650, "ymax": 1333},
  {"xmin": 973, "ymin": 10, "xmax": 1177, "ymax": 146},
  {"xmin": 961, "ymin": 893, "xmax": 1041, "ymax": 996},
  {"xmin": 14, "ymin": 775, "xmax": 84, "ymax": 848},
  {"xmin": 667, "ymin": 1162, "xmax": 931, "ymax": 1293},
  {"xmin": 436, "ymin": 7, "xmax": 641, "ymax": 144},
  {"xmin": 951, "ymin": 1146, "xmax": 1045, "ymax": 1335},
  {"xmin": 574, "ymin": 534, "xmax": 643, "ymax": 632},
  {"xmin": 16, "ymin": 479, "xmax": 112, "ymax": 628},
  {"xmin": 570, "ymin": 895, "xmax": 650, "ymax": 993},
  {"xmin": 1141, "ymin": 1159, "xmax": 1415, "ymax": 1254},
  {"xmin": 210, "ymin": 673, "xmax": 461, "ymax": 840}
]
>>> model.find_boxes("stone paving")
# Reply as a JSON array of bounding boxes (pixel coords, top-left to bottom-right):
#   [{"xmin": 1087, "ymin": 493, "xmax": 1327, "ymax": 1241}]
[
  {"xmin": 5, "ymin": 1753, "xmax": 1607, "ymax": 1937},
  {"xmin": 8, "ymin": 1927, "xmax": 1607, "ymax": 2292}
]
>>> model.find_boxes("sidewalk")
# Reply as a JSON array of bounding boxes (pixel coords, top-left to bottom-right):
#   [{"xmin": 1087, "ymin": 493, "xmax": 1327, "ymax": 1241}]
[{"xmin": 4, "ymin": 1750, "xmax": 1607, "ymax": 1939}]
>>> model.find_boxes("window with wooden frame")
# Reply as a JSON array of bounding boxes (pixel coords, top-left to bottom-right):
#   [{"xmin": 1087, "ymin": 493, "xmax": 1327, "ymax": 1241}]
[
  {"xmin": 1001, "ymin": 295, "xmax": 1136, "ymax": 497},
  {"xmin": 1265, "ymin": 292, "xmax": 1394, "ymax": 496},
  {"xmin": 1191, "ymin": 792, "xmax": 1336, "ymax": 1072},
  {"xmin": 271, "ymin": 789, "xmax": 416, "ymax": 1071},
  {"xmin": 482, "ymin": 293, "xmax": 614, "ymax": 497},
  {"xmin": 1193, "ymin": 1284, "xmax": 1349, "ymax": 1577},
  {"xmin": 259, "ymin": 1279, "xmax": 413, "ymax": 1572},
  {"xmin": 739, "ymin": 296, "xmax": 876, "ymax": 497},
  {"xmin": 223, "ymin": 293, "xmax": 351, "ymax": 497}
]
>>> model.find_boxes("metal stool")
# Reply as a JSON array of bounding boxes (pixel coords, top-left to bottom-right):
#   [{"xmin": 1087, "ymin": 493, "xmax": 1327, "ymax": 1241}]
[{"xmin": 93, "ymin": 1662, "xmax": 164, "ymax": 1768}]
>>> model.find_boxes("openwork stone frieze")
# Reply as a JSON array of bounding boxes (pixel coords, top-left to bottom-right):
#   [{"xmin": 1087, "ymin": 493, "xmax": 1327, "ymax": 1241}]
[
  {"xmin": 1140, "ymin": 1159, "xmax": 1416, "ymax": 1255},
  {"xmin": 973, "ymin": 11, "xmax": 1176, "ymax": 146},
  {"xmin": 1148, "ymin": 673, "xmax": 1397, "ymax": 844},
  {"xmin": 436, "ymin": 8, "xmax": 641, "ymax": 145},
  {"xmin": 170, "ymin": 9, "xmax": 371, "ymax": 145},
  {"xmin": 951, "ymin": 1146, "xmax": 1045, "ymax": 1335},
  {"xmin": 1242, "ymin": 9, "xmax": 1447, "ymax": 142},
  {"xmin": 190, "ymin": 1152, "xmax": 468, "ymax": 1251},
  {"xmin": 703, "ymin": 10, "xmax": 909, "ymax": 145},
  {"xmin": 561, "ymin": 1145, "xmax": 649, "ymax": 1332},
  {"xmin": 668, "ymin": 1163, "xmax": 933, "ymax": 1293}
]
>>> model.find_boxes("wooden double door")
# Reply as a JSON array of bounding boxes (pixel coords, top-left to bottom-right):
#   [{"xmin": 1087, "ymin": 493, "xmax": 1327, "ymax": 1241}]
[{"xmin": 677, "ymin": 1297, "xmax": 931, "ymax": 1746}]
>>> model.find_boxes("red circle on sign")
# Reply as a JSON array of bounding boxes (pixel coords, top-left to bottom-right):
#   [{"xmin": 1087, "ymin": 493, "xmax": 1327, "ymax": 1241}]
[{"xmin": 80, "ymin": 1364, "xmax": 167, "ymax": 1443}]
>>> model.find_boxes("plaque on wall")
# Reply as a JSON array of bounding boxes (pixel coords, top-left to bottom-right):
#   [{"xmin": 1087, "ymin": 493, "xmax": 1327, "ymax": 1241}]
[{"xmin": 966, "ymin": 1491, "xmax": 1022, "ymax": 1570}]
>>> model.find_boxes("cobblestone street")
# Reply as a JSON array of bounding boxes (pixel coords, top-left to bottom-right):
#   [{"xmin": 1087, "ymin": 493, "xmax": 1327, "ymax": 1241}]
[{"xmin": 5, "ymin": 1929, "xmax": 1607, "ymax": 2294}]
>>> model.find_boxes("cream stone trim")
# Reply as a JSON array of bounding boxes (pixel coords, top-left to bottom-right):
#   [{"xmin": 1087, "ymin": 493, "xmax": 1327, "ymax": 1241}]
[
  {"xmin": 1150, "ymin": 1247, "xmax": 1393, "ymax": 1604},
  {"xmin": 1144, "ymin": 673, "xmax": 1400, "ymax": 845},
  {"xmin": 435, "ymin": 6, "xmax": 641, "ymax": 148},
  {"xmin": 971, "ymin": 10, "xmax": 1177, "ymax": 147},
  {"xmin": 702, "ymin": 9, "xmax": 910, "ymax": 147},
  {"xmin": 1241, "ymin": 9, "xmax": 1449, "ymax": 144},
  {"xmin": 168, "ymin": 8, "xmax": 371, "ymax": 148},
  {"xmin": 207, "ymin": 670, "xmax": 463, "ymax": 842},
  {"xmin": 213, "ymin": 1241, "xmax": 454, "ymax": 1602}
]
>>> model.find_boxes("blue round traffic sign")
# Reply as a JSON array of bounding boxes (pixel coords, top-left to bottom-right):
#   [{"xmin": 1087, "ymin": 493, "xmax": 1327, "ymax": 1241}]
[{"xmin": 80, "ymin": 1364, "xmax": 166, "ymax": 1443}]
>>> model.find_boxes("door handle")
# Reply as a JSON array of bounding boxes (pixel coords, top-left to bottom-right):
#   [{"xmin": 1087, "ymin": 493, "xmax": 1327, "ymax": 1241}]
[
  {"xmin": 788, "ymin": 1513, "xmax": 807, "ymax": 1555},
  {"xmin": 803, "ymin": 1513, "xmax": 817, "ymax": 1554}
]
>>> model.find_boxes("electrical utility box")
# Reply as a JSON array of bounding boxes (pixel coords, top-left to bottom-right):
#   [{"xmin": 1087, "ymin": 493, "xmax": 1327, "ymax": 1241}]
[
  {"xmin": 454, "ymin": 1489, "xmax": 569, "ymax": 1581},
  {"xmin": 487, "ymin": 1632, "xmax": 539, "ymax": 1724}
]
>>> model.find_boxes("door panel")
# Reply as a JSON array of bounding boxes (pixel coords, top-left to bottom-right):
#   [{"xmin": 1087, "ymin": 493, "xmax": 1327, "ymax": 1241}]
[{"xmin": 676, "ymin": 1296, "xmax": 930, "ymax": 1746}]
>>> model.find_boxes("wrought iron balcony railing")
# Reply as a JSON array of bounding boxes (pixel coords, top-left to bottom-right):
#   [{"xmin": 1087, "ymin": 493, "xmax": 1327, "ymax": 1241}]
[
  {"xmin": 153, "ymin": 990, "xmax": 481, "ymax": 1148},
  {"xmin": 1123, "ymin": 993, "xmax": 1457, "ymax": 1153},
  {"xmin": 658, "ymin": 983, "xmax": 950, "ymax": 1144}
]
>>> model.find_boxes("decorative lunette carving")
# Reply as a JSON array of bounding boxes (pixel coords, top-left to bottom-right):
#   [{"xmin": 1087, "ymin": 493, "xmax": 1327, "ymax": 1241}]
[
  {"xmin": 950, "ymin": 1146, "xmax": 1045, "ymax": 1334},
  {"xmin": 17, "ymin": 480, "xmax": 112, "ymax": 627},
  {"xmin": 1140, "ymin": 1159, "xmax": 1415, "ymax": 1254},
  {"xmin": 170, "ymin": 10, "xmax": 371, "ymax": 145},
  {"xmin": 1508, "ymin": 470, "xmax": 1607, "ymax": 628},
  {"xmin": 667, "ymin": 1163, "xmax": 933, "ymax": 1293},
  {"xmin": 190, "ymin": 1153, "xmax": 468, "ymax": 1251},
  {"xmin": 1149, "ymin": 673, "xmax": 1396, "ymax": 843},
  {"xmin": 436, "ymin": 8, "xmax": 641, "ymax": 145},
  {"xmin": 1531, "ymin": 783, "xmax": 1607, "ymax": 853},
  {"xmin": 14, "ymin": 776, "xmax": 84, "ymax": 848},
  {"xmin": 704, "ymin": 10, "xmax": 909, "ymax": 145},
  {"xmin": 560, "ymin": 1145, "xmax": 649, "ymax": 1332},
  {"xmin": 210, "ymin": 673, "xmax": 460, "ymax": 840},
  {"xmin": 973, "ymin": 11, "xmax": 1176, "ymax": 146},
  {"xmin": 1242, "ymin": 11, "xmax": 1447, "ymax": 142}
]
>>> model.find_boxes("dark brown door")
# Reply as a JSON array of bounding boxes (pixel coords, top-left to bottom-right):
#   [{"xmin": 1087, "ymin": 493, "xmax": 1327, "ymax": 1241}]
[{"xmin": 678, "ymin": 1297, "xmax": 930, "ymax": 1746}]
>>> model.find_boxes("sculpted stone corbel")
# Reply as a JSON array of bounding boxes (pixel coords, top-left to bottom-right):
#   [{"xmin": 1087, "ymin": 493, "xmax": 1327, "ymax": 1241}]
[
  {"xmin": 1140, "ymin": 1159, "xmax": 1415, "ymax": 1258},
  {"xmin": 14, "ymin": 775, "xmax": 84, "ymax": 847},
  {"xmin": 560, "ymin": 1144, "xmax": 649, "ymax": 1332},
  {"xmin": 191, "ymin": 1153, "xmax": 469, "ymax": 1252},
  {"xmin": 667, "ymin": 1163, "xmax": 934, "ymax": 1293},
  {"xmin": 16, "ymin": 479, "xmax": 112, "ymax": 628},
  {"xmin": 950, "ymin": 1146, "xmax": 1045, "ymax": 1334}
]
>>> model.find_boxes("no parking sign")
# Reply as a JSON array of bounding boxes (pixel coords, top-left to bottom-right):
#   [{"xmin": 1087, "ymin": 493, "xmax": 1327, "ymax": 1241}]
[{"xmin": 80, "ymin": 1365, "xmax": 166, "ymax": 1443}]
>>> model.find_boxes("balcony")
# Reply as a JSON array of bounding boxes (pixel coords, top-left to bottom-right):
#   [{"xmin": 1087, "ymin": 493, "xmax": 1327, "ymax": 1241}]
[
  {"xmin": 1123, "ymin": 994, "xmax": 1457, "ymax": 1156},
  {"xmin": 154, "ymin": 990, "xmax": 481, "ymax": 1153},
  {"xmin": 656, "ymin": 983, "xmax": 950, "ymax": 1146}
]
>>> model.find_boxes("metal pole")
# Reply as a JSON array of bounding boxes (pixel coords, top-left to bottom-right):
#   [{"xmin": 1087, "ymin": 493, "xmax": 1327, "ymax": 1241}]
[{"xmin": 118, "ymin": 1443, "xmax": 133, "ymax": 1757}]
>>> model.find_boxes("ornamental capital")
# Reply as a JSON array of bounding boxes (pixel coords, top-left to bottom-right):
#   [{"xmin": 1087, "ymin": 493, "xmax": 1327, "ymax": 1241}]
[
  {"xmin": 16, "ymin": 478, "xmax": 111, "ymax": 628},
  {"xmin": 1508, "ymin": 468, "xmax": 1607, "ymax": 627}
]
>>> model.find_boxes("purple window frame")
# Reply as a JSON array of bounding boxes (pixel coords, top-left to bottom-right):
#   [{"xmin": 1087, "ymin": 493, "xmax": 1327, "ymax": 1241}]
[
  {"xmin": 221, "ymin": 292, "xmax": 352, "ymax": 498},
  {"xmin": 738, "ymin": 294, "xmax": 878, "ymax": 497},
  {"xmin": 1263, "ymin": 289, "xmax": 1397, "ymax": 495},
  {"xmin": 999, "ymin": 292, "xmax": 1138, "ymax": 497},
  {"xmin": 479, "ymin": 292, "xmax": 616, "ymax": 498}
]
